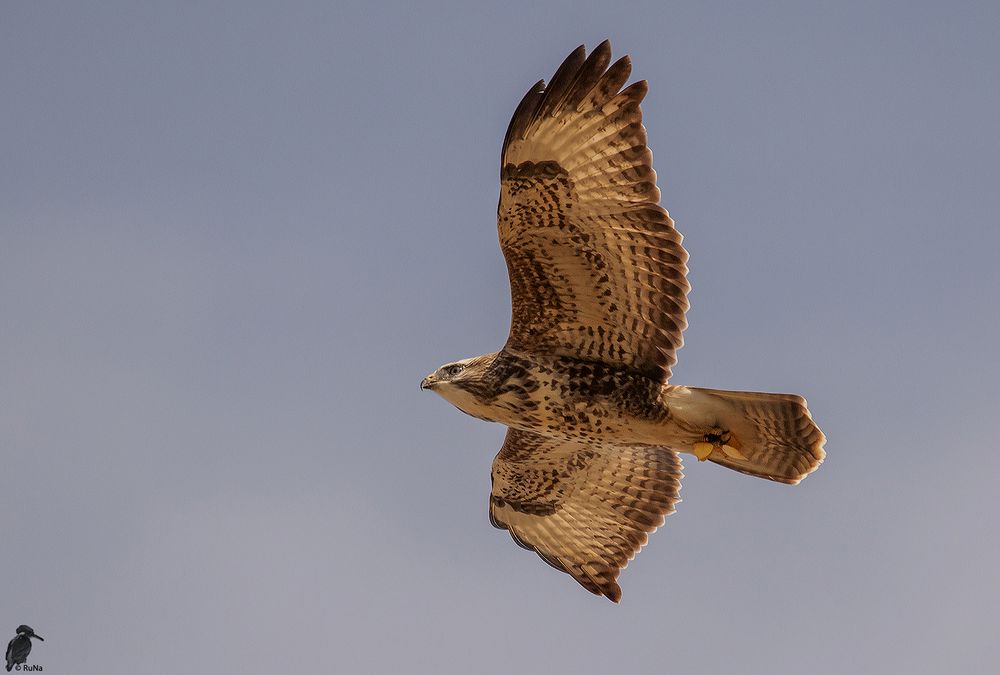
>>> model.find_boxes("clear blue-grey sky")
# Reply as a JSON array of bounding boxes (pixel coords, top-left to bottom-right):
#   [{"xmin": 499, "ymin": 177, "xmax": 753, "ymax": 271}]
[{"xmin": 3, "ymin": 1, "xmax": 999, "ymax": 673}]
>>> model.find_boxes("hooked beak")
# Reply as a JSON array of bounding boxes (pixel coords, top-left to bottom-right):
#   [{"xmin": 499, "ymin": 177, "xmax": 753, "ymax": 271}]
[{"xmin": 420, "ymin": 374, "xmax": 437, "ymax": 390}]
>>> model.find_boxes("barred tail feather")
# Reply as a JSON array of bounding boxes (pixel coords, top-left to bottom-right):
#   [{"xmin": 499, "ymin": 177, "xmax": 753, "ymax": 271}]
[{"xmin": 685, "ymin": 387, "xmax": 826, "ymax": 484}]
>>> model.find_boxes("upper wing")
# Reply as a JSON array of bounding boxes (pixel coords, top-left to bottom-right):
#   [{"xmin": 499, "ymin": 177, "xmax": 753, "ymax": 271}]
[
  {"xmin": 499, "ymin": 41, "xmax": 690, "ymax": 383},
  {"xmin": 489, "ymin": 428, "xmax": 683, "ymax": 602}
]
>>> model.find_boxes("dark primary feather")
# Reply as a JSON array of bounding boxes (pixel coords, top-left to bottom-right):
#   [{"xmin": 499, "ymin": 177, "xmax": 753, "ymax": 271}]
[
  {"xmin": 532, "ymin": 44, "xmax": 586, "ymax": 122},
  {"xmin": 500, "ymin": 79, "xmax": 545, "ymax": 173}
]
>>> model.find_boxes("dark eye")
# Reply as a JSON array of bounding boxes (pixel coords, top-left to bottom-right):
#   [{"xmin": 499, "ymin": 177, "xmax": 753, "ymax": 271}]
[{"xmin": 445, "ymin": 364, "xmax": 465, "ymax": 377}]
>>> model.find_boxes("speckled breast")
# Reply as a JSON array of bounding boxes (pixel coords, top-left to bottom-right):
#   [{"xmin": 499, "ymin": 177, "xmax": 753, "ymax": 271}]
[{"xmin": 484, "ymin": 351, "xmax": 671, "ymax": 442}]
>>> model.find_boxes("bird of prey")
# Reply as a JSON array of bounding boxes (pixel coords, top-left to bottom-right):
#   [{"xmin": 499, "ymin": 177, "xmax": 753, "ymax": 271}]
[
  {"xmin": 421, "ymin": 41, "xmax": 825, "ymax": 602},
  {"xmin": 6, "ymin": 625, "xmax": 43, "ymax": 672}
]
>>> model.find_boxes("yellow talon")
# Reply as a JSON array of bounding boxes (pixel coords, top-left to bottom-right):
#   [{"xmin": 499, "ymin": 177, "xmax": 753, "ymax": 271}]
[
  {"xmin": 693, "ymin": 442, "xmax": 714, "ymax": 461},
  {"xmin": 722, "ymin": 444, "xmax": 747, "ymax": 460}
]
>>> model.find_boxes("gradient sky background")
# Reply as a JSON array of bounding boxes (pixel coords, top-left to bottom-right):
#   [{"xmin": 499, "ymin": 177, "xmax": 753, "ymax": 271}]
[{"xmin": 3, "ymin": 1, "xmax": 999, "ymax": 673}]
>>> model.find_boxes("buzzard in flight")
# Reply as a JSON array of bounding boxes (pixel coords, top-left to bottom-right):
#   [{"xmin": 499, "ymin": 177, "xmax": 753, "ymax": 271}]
[{"xmin": 422, "ymin": 41, "xmax": 825, "ymax": 602}]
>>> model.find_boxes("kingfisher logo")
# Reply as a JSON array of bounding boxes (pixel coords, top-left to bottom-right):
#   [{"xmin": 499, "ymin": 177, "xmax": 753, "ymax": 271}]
[{"xmin": 5, "ymin": 626, "xmax": 43, "ymax": 672}]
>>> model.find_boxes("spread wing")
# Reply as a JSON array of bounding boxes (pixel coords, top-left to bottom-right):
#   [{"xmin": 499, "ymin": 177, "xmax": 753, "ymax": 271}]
[
  {"xmin": 498, "ymin": 41, "xmax": 690, "ymax": 383},
  {"xmin": 489, "ymin": 428, "xmax": 683, "ymax": 602}
]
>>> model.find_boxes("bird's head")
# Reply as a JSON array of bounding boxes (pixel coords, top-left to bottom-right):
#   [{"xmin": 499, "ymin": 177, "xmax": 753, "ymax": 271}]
[
  {"xmin": 421, "ymin": 354, "xmax": 498, "ymax": 420},
  {"xmin": 15, "ymin": 625, "xmax": 42, "ymax": 641}
]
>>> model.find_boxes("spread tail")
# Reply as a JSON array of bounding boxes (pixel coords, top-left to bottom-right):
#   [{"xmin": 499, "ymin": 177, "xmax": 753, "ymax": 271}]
[{"xmin": 683, "ymin": 387, "xmax": 826, "ymax": 484}]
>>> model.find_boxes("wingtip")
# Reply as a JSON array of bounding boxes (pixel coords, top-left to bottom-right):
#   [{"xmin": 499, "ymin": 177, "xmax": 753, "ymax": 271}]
[
  {"xmin": 561, "ymin": 44, "xmax": 588, "ymax": 72},
  {"xmin": 607, "ymin": 53, "xmax": 633, "ymax": 86},
  {"xmin": 622, "ymin": 79, "xmax": 649, "ymax": 101}
]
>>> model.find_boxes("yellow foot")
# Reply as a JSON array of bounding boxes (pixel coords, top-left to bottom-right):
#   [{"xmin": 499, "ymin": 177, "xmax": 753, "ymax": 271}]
[
  {"xmin": 722, "ymin": 444, "xmax": 747, "ymax": 460},
  {"xmin": 693, "ymin": 442, "xmax": 714, "ymax": 461}
]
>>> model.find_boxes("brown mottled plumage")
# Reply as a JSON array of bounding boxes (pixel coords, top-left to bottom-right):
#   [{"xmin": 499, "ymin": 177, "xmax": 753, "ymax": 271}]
[{"xmin": 422, "ymin": 41, "xmax": 826, "ymax": 602}]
